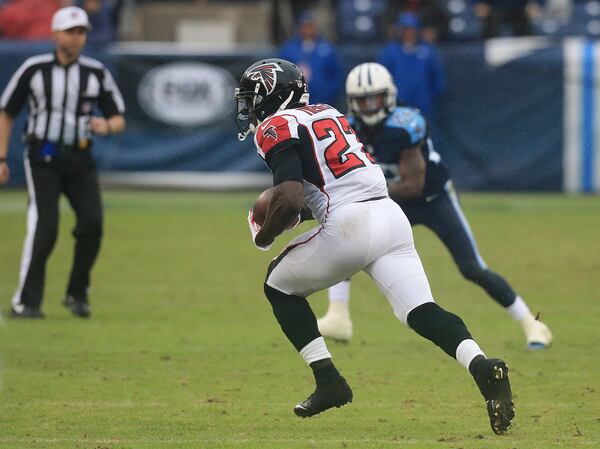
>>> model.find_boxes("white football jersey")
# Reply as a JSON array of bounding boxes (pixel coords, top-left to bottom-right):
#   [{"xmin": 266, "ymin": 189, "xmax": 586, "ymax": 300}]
[{"xmin": 254, "ymin": 104, "xmax": 388, "ymax": 222}]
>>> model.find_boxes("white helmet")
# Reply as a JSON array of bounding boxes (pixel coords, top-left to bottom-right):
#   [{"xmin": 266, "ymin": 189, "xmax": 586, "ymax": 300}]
[{"xmin": 345, "ymin": 62, "xmax": 397, "ymax": 126}]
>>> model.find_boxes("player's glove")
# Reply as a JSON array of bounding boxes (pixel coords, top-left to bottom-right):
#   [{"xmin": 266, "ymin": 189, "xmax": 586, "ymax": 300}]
[{"xmin": 247, "ymin": 210, "xmax": 272, "ymax": 251}]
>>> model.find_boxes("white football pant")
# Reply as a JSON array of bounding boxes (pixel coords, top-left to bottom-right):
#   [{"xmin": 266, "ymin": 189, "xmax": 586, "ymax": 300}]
[{"xmin": 266, "ymin": 198, "xmax": 434, "ymax": 324}]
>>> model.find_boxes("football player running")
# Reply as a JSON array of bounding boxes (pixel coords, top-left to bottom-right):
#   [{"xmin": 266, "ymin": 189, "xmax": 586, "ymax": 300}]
[
  {"xmin": 318, "ymin": 63, "xmax": 553, "ymax": 350},
  {"xmin": 236, "ymin": 58, "xmax": 514, "ymax": 434}
]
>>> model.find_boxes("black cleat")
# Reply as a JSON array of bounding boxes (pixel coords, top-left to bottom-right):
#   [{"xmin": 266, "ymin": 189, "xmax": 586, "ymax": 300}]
[
  {"xmin": 293, "ymin": 376, "xmax": 353, "ymax": 418},
  {"xmin": 10, "ymin": 305, "xmax": 45, "ymax": 319},
  {"xmin": 62, "ymin": 296, "xmax": 91, "ymax": 318},
  {"xmin": 473, "ymin": 358, "xmax": 515, "ymax": 435}
]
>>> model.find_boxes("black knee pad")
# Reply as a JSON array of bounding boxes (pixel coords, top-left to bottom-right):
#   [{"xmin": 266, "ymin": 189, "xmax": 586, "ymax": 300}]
[
  {"xmin": 263, "ymin": 282, "xmax": 320, "ymax": 352},
  {"xmin": 263, "ymin": 282, "xmax": 285, "ymax": 306},
  {"xmin": 407, "ymin": 302, "xmax": 472, "ymax": 358}
]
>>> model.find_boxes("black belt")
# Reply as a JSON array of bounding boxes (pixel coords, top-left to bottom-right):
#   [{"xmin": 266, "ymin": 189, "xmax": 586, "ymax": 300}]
[
  {"xmin": 28, "ymin": 138, "xmax": 90, "ymax": 152},
  {"xmin": 357, "ymin": 195, "xmax": 388, "ymax": 203}
]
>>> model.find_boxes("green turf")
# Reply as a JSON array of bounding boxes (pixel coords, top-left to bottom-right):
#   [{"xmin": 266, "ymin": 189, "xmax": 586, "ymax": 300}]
[{"xmin": 1, "ymin": 190, "xmax": 599, "ymax": 449}]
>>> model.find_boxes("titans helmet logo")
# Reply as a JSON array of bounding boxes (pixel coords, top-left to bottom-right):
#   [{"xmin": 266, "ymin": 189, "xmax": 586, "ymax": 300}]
[{"xmin": 246, "ymin": 63, "xmax": 284, "ymax": 95}]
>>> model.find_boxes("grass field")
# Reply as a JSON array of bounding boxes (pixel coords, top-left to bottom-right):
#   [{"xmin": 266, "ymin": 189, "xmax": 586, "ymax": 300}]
[{"xmin": 0, "ymin": 190, "xmax": 599, "ymax": 449}]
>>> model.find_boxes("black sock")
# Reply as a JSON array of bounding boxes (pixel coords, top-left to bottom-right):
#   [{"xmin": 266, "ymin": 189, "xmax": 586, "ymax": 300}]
[{"xmin": 310, "ymin": 358, "xmax": 341, "ymax": 386}]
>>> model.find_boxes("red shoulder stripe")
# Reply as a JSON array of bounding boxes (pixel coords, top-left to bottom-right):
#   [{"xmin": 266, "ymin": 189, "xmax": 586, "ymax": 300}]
[{"xmin": 257, "ymin": 115, "xmax": 294, "ymax": 155}]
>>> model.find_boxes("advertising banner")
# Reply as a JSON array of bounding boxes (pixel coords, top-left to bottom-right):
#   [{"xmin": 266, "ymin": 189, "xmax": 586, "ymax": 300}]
[{"xmin": 1, "ymin": 40, "xmax": 598, "ymax": 192}]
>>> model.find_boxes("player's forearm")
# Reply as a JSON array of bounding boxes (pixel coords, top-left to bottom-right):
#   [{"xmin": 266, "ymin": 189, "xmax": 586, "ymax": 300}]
[
  {"xmin": 256, "ymin": 183, "xmax": 304, "ymax": 246},
  {"xmin": 0, "ymin": 111, "xmax": 14, "ymax": 159},
  {"xmin": 387, "ymin": 178, "xmax": 424, "ymax": 201},
  {"xmin": 389, "ymin": 148, "xmax": 426, "ymax": 201},
  {"xmin": 256, "ymin": 199, "xmax": 302, "ymax": 246}
]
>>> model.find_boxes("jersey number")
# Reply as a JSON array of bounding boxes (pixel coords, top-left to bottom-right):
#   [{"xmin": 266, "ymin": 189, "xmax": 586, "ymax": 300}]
[{"xmin": 312, "ymin": 117, "xmax": 369, "ymax": 179}]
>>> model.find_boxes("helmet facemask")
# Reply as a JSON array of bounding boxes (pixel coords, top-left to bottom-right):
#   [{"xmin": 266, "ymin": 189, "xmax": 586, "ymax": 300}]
[
  {"xmin": 235, "ymin": 83, "xmax": 263, "ymax": 141},
  {"xmin": 348, "ymin": 91, "xmax": 391, "ymax": 126}
]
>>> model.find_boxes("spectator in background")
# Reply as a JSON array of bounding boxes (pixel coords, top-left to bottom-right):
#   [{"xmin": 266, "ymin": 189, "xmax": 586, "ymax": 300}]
[
  {"xmin": 76, "ymin": 0, "xmax": 116, "ymax": 46},
  {"xmin": 378, "ymin": 12, "xmax": 446, "ymax": 118},
  {"xmin": 386, "ymin": 0, "xmax": 450, "ymax": 42},
  {"xmin": 474, "ymin": 0, "xmax": 544, "ymax": 39},
  {"xmin": 0, "ymin": 0, "xmax": 69, "ymax": 40},
  {"xmin": 279, "ymin": 11, "xmax": 343, "ymax": 106}
]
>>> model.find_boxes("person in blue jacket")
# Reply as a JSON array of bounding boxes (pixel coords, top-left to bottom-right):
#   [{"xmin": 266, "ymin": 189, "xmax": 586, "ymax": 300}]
[
  {"xmin": 76, "ymin": 0, "xmax": 117, "ymax": 47},
  {"xmin": 378, "ymin": 12, "xmax": 446, "ymax": 118},
  {"xmin": 279, "ymin": 11, "xmax": 343, "ymax": 106}
]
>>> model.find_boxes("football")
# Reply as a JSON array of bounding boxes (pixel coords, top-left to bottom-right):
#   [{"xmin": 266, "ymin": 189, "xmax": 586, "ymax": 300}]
[{"xmin": 252, "ymin": 187, "xmax": 274, "ymax": 226}]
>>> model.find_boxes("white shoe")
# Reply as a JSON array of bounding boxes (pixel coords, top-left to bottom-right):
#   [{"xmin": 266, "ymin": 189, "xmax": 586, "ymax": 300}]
[
  {"xmin": 521, "ymin": 314, "xmax": 553, "ymax": 349},
  {"xmin": 317, "ymin": 302, "xmax": 353, "ymax": 342}
]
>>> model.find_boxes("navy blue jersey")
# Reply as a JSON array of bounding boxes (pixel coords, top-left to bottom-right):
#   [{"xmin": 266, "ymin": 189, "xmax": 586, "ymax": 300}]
[{"xmin": 350, "ymin": 106, "xmax": 450, "ymax": 203}]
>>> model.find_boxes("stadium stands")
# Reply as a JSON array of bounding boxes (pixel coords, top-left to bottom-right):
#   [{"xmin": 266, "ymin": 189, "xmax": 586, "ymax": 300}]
[
  {"xmin": 445, "ymin": 0, "xmax": 482, "ymax": 41},
  {"xmin": 336, "ymin": 0, "xmax": 387, "ymax": 43}
]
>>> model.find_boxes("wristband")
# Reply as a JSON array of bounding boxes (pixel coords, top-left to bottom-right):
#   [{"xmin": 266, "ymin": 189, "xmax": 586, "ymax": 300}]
[{"xmin": 0, "ymin": 158, "xmax": 7, "ymax": 163}]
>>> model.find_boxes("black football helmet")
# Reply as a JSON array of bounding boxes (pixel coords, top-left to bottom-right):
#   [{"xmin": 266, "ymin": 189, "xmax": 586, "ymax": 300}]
[{"xmin": 235, "ymin": 58, "xmax": 309, "ymax": 141}]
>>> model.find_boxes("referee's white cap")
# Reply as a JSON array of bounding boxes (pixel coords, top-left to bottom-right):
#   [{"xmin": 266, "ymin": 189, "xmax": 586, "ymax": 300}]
[{"xmin": 52, "ymin": 6, "xmax": 91, "ymax": 32}]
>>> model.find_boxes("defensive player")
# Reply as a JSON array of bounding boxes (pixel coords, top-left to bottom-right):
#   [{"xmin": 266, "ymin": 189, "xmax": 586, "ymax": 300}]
[
  {"xmin": 318, "ymin": 63, "xmax": 553, "ymax": 349},
  {"xmin": 236, "ymin": 58, "xmax": 514, "ymax": 434}
]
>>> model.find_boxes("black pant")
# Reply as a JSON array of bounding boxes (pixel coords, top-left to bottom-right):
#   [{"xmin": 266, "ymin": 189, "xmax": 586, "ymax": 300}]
[
  {"xmin": 400, "ymin": 185, "xmax": 516, "ymax": 308},
  {"xmin": 12, "ymin": 147, "xmax": 103, "ymax": 309}
]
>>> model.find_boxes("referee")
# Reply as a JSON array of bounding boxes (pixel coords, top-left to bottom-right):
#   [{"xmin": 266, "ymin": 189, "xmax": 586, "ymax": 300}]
[{"xmin": 0, "ymin": 6, "xmax": 126, "ymax": 319}]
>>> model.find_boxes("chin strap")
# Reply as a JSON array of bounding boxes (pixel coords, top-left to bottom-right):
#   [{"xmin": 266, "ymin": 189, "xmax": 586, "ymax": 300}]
[
  {"xmin": 361, "ymin": 110, "xmax": 387, "ymax": 126},
  {"xmin": 299, "ymin": 92, "xmax": 310, "ymax": 105},
  {"xmin": 238, "ymin": 123, "xmax": 255, "ymax": 141},
  {"xmin": 278, "ymin": 92, "xmax": 310, "ymax": 112},
  {"xmin": 278, "ymin": 91, "xmax": 295, "ymax": 111}
]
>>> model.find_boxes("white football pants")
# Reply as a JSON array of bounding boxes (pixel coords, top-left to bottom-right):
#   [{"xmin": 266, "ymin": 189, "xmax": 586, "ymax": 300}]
[{"xmin": 266, "ymin": 198, "xmax": 434, "ymax": 324}]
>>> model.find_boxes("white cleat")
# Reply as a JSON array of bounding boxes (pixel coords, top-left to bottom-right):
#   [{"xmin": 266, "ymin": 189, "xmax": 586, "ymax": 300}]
[
  {"xmin": 317, "ymin": 302, "xmax": 353, "ymax": 342},
  {"xmin": 521, "ymin": 314, "xmax": 553, "ymax": 350}
]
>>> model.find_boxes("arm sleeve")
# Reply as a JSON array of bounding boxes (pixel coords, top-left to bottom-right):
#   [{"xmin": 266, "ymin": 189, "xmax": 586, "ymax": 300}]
[
  {"xmin": 265, "ymin": 144, "xmax": 304, "ymax": 186},
  {"xmin": 97, "ymin": 67, "xmax": 125, "ymax": 118},
  {"xmin": 0, "ymin": 62, "xmax": 33, "ymax": 118}
]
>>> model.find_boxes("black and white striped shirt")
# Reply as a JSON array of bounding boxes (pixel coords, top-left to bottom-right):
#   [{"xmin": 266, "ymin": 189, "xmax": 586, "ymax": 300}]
[{"xmin": 0, "ymin": 52, "xmax": 125, "ymax": 147}]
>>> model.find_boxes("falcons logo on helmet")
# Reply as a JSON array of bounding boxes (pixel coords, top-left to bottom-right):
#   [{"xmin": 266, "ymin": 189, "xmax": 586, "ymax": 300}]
[
  {"xmin": 263, "ymin": 126, "xmax": 278, "ymax": 140},
  {"xmin": 246, "ymin": 63, "xmax": 284, "ymax": 95}
]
